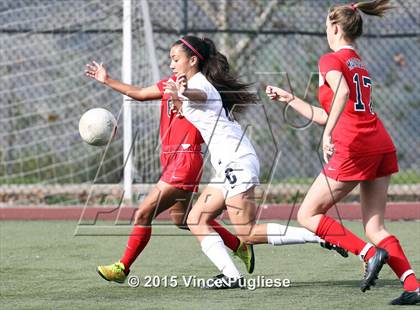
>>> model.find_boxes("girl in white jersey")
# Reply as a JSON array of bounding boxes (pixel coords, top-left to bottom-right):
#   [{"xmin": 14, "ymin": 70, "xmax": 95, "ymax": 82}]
[
  {"xmin": 179, "ymin": 70, "xmax": 260, "ymax": 198},
  {"xmin": 164, "ymin": 36, "xmax": 347, "ymax": 289}
]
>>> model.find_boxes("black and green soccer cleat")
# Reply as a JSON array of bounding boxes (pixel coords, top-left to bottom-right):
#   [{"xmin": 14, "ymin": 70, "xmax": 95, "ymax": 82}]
[{"xmin": 234, "ymin": 241, "xmax": 255, "ymax": 274}]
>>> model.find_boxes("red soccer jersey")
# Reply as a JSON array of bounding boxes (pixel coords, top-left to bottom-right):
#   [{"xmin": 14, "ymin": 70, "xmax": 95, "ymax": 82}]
[
  {"xmin": 318, "ymin": 47, "xmax": 395, "ymax": 156},
  {"xmin": 156, "ymin": 76, "xmax": 204, "ymax": 146}
]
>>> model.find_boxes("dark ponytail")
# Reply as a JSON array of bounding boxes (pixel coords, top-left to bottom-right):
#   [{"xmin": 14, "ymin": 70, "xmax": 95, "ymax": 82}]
[{"xmin": 173, "ymin": 36, "xmax": 257, "ymax": 116}]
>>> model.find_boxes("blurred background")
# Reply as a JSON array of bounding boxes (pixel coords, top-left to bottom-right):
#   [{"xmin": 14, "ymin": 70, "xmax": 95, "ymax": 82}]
[{"xmin": 1, "ymin": 0, "xmax": 419, "ymax": 206}]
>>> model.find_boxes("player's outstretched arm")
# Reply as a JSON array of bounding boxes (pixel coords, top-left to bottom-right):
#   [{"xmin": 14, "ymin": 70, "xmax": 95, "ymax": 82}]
[
  {"xmin": 85, "ymin": 60, "xmax": 161, "ymax": 101},
  {"xmin": 266, "ymin": 85, "xmax": 328, "ymax": 125}
]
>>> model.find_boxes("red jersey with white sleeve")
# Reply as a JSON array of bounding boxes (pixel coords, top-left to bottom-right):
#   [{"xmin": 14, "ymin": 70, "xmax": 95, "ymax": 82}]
[
  {"xmin": 155, "ymin": 75, "xmax": 204, "ymax": 192},
  {"xmin": 156, "ymin": 75, "xmax": 204, "ymax": 146},
  {"xmin": 318, "ymin": 46, "xmax": 395, "ymax": 157}
]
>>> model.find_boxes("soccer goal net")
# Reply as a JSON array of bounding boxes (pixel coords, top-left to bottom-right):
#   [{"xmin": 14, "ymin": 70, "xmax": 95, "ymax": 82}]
[
  {"xmin": 0, "ymin": 0, "xmax": 161, "ymax": 205},
  {"xmin": 1, "ymin": 0, "xmax": 419, "ymax": 207}
]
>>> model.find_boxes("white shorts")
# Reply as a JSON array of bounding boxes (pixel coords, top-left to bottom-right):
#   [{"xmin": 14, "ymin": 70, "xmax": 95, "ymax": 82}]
[{"xmin": 209, "ymin": 154, "xmax": 260, "ymax": 199}]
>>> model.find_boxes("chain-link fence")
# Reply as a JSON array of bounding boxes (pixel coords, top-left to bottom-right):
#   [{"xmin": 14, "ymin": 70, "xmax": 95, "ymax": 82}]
[{"xmin": 1, "ymin": 0, "xmax": 419, "ymax": 205}]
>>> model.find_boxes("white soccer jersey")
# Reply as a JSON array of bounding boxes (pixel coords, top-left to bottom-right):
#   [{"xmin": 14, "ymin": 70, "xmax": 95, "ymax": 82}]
[{"xmin": 181, "ymin": 72, "xmax": 257, "ymax": 171}]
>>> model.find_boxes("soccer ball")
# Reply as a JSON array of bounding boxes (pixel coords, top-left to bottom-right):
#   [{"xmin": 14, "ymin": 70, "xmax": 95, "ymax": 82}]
[{"xmin": 79, "ymin": 108, "xmax": 117, "ymax": 146}]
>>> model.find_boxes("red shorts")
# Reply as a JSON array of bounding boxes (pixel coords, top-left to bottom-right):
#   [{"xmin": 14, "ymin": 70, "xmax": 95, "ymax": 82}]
[
  {"xmin": 323, "ymin": 151, "xmax": 399, "ymax": 181},
  {"xmin": 160, "ymin": 144, "xmax": 203, "ymax": 192}
]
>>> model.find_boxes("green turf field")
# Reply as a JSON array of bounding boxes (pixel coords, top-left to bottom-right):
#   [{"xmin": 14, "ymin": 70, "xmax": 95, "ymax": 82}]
[{"xmin": 1, "ymin": 221, "xmax": 419, "ymax": 309}]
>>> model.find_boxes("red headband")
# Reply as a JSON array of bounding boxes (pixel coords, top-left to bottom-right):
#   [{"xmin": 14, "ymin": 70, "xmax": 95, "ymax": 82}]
[{"xmin": 180, "ymin": 38, "xmax": 205, "ymax": 61}]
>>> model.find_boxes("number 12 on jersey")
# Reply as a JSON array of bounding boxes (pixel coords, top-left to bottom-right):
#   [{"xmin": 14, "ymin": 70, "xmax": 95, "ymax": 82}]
[{"xmin": 353, "ymin": 73, "xmax": 374, "ymax": 114}]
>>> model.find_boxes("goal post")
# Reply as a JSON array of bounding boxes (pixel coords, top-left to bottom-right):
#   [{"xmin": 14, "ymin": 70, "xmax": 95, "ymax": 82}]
[
  {"xmin": 122, "ymin": 0, "xmax": 133, "ymax": 204},
  {"xmin": 122, "ymin": 0, "xmax": 160, "ymax": 204}
]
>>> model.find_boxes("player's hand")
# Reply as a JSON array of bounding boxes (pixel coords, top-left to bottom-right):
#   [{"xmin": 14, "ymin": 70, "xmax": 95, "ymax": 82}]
[
  {"xmin": 176, "ymin": 73, "xmax": 188, "ymax": 94},
  {"xmin": 163, "ymin": 79, "xmax": 179, "ymax": 100},
  {"xmin": 164, "ymin": 80, "xmax": 185, "ymax": 116},
  {"xmin": 322, "ymin": 134, "xmax": 335, "ymax": 163},
  {"xmin": 266, "ymin": 85, "xmax": 293, "ymax": 103},
  {"xmin": 85, "ymin": 61, "xmax": 107, "ymax": 84},
  {"xmin": 168, "ymin": 99, "xmax": 184, "ymax": 117}
]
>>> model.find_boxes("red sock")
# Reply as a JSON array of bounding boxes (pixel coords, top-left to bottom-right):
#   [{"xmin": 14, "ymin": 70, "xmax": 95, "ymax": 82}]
[
  {"xmin": 120, "ymin": 226, "xmax": 152, "ymax": 272},
  {"xmin": 364, "ymin": 246, "xmax": 376, "ymax": 261},
  {"xmin": 209, "ymin": 220, "xmax": 240, "ymax": 252},
  {"xmin": 316, "ymin": 215, "xmax": 371, "ymax": 256},
  {"xmin": 377, "ymin": 235, "xmax": 420, "ymax": 291}
]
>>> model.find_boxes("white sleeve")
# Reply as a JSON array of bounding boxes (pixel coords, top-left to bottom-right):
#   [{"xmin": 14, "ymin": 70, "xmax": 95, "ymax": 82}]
[
  {"xmin": 187, "ymin": 74, "xmax": 212, "ymax": 99},
  {"xmin": 180, "ymin": 74, "xmax": 211, "ymax": 110}
]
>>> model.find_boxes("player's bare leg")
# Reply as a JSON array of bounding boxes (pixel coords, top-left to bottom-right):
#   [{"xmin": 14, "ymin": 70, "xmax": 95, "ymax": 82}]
[
  {"xmin": 225, "ymin": 187, "xmax": 344, "ymax": 255},
  {"xmin": 97, "ymin": 181, "xmax": 192, "ymax": 283},
  {"xmin": 361, "ymin": 176, "xmax": 419, "ymax": 304},
  {"xmin": 168, "ymin": 200, "xmax": 190, "ymax": 229},
  {"xmin": 187, "ymin": 184, "xmax": 350, "ymax": 289},
  {"xmin": 296, "ymin": 174, "xmax": 358, "ymax": 232},
  {"xmin": 187, "ymin": 186, "xmax": 226, "ymax": 241},
  {"xmin": 98, "ymin": 181, "xmax": 248, "ymax": 283},
  {"xmin": 187, "ymin": 186, "xmax": 244, "ymax": 288},
  {"xmin": 133, "ymin": 180, "xmax": 192, "ymax": 226},
  {"xmin": 296, "ymin": 173, "xmax": 390, "ymax": 292},
  {"xmin": 361, "ymin": 176, "xmax": 391, "ymax": 244}
]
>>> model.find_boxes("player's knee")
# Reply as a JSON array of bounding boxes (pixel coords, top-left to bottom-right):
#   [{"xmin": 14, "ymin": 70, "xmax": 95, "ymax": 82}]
[
  {"xmin": 186, "ymin": 210, "xmax": 199, "ymax": 228},
  {"xmin": 134, "ymin": 208, "xmax": 154, "ymax": 226},
  {"xmin": 297, "ymin": 203, "xmax": 327, "ymax": 229},
  {"xmin": 297, "ymin": 208, "xmax": 309, "ymax": 227}
]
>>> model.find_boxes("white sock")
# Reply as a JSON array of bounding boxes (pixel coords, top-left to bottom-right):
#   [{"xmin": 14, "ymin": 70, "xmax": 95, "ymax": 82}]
[
  {"xmin": 201, "ymin": 233, "xmax": 241, "ymax": 279},
  {"xmin": 267, "ymin": 223, "xmax": 321, "ymax": 245},
  {"xmin": 400, "ymin": 269, "xmax": 415, "ymax": 283},
  {"xmin": 359, "ymin": 243, "xmax": 374, "ymax": 261}
]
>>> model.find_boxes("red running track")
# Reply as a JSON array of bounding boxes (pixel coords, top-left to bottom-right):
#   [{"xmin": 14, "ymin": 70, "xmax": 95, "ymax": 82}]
[{"xmin": 1, "ymin": 203, "xmax": 419, "ymax": 221}]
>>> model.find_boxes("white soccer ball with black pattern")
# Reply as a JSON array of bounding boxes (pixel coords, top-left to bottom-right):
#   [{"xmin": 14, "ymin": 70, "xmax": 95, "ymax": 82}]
[{"xmin": 79, "ymin": 108, "xmax": 117, "ymax": 146}]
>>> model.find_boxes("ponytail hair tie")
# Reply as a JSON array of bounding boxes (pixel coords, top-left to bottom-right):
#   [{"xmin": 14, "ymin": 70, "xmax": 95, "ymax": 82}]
[{"xmin": 350, "ymin": 3, "xmax": 358, "ymax": 11}]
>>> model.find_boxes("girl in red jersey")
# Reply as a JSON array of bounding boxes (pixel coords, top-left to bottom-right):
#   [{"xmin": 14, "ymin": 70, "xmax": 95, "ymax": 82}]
[
  {"xmin": 84, "ymin": 62, "xmax": 255, "ymax": 283},
  {"xmin": 266, "ymin": 0, "xmax": 419, "ymax": 305}
]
